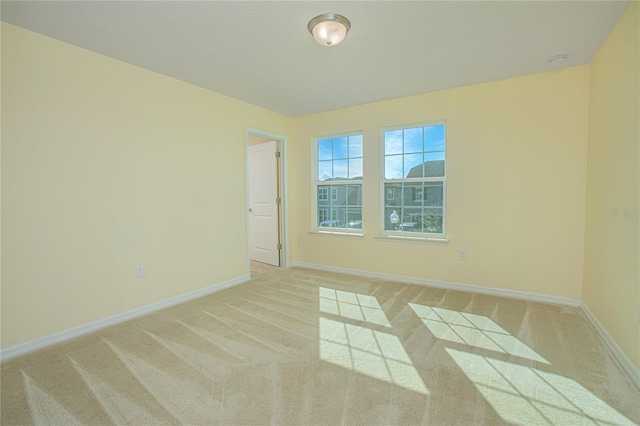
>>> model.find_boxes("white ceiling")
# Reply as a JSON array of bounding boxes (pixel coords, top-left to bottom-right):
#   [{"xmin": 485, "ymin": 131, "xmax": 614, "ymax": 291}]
[{"xmin": 1, "ymin": 1, "xmax": 630, "ymax": 117}]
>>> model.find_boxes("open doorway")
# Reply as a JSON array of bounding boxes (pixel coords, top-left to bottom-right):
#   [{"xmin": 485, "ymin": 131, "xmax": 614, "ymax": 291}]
[{"xmin": 246, "ymin": 128, "xmax": 287, "ymax": 274}]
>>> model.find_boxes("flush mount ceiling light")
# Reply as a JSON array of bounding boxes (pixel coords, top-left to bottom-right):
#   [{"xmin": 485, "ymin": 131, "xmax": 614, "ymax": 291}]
[{"xmin": 307, "ymin": 13, "xmax": 351, "ymax": 47}]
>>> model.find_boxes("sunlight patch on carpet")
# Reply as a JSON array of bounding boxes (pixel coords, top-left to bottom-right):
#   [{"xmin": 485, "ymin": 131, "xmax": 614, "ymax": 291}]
[
  {"xmin": 319, "ymin": 317, "xmax": 429, "ymax": 395},
  {"xmin": 446, "ymin": 348, "xmax": 635, "ymax": 425},
  {"xmin": 320, "ymin": 287, "xmax": 392, "ymax": 328},
  {"xmin": 409, "ymin": 303, "xmax": 548, "ymax": 364}
]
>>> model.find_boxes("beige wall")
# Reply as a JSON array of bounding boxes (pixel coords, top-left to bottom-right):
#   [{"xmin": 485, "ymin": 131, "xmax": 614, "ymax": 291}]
[
  {"xmin": 289, "ymin": 67, "xmax": 590, "ymax": 300},
  {"xmin": 0, "ymin": 23, "xmax": 290, "ymax": 349},
  {"xmin": 2, "ymin": 6, "xmax": 637, "ymax": 372},
  {"xmin": 583, "ymin": 2, "xmax": 640, "ymax": 369}
]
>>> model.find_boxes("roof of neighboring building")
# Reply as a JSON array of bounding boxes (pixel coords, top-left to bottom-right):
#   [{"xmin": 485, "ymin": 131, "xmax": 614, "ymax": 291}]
[{"xmin": 406, "ymin": 160, "xmax": 445, "ymax": 178}]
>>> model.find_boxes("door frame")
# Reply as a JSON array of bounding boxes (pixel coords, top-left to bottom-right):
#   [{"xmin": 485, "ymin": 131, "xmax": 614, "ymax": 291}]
[{"xmin": 245, "ymin": 127, "xmax": 289, "ymax": 271}]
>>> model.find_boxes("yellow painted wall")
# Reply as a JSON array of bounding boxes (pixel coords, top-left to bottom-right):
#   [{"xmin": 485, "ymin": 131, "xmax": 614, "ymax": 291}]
[
  {"xmin": 0, "ymin": 23, "xmax": 290, "ymax": 349},
  {"xmin": 583, "ymin": 2, "xmax": 640, "ymax": 369},
  {"xmin": 289, "ymin": 66, "xmax": 590, "ymax": 300},
  {"xmin": 2, "ymin": 7, "xmax": 634, "ymax": 367}
]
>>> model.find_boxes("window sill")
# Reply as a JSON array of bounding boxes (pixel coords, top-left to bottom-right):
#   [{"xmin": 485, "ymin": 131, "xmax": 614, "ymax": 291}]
[
  {"xmin": 375, "ymin": 234, "xmax": 449, "ymax": 245},
  {"xmin": 308, "ymin": 230, "xmax": 365, "ymax": 239}
]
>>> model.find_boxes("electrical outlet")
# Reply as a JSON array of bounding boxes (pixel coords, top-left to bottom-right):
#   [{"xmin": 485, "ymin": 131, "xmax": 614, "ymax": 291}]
[
  {"xmin": 459, "ymin": 249, "xmax": 467, "ymax": 260},
  {"xmin": 297, "ymin": 236, "xmax": 303, "ymax": 245},
  {"xmin": 136, "ymin": 264, "xmax": 145, "ymax": 279}
]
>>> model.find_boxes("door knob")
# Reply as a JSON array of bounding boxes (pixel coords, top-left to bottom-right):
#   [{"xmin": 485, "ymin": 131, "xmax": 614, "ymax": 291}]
[{"xmin": 249, "ymin": 208, "xmax": 253, "ymax": 212}]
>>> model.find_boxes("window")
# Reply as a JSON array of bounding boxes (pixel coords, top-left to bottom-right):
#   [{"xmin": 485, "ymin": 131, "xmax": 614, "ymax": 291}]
[
  {"xmin": 315, "ymin": 133, "xmax": 363, "ymax": 230},
  {"xmin": 386, "ymin": 188, "xmax": 397, "ymax": 201},
  {"xmin": 318, "ymin": 188, "xmax": 328, "ymax": 201},
  {"xmin": 318, "ymin": 209, "xmax": 328, "ymax": 223},
  {"xmin": 382, "ymin": 123, "xmax": 445, "ymax": 235}
]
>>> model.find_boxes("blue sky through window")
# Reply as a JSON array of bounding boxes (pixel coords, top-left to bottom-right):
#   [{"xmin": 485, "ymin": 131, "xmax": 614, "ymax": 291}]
[
  {"xmin": 384, "ymin": 124, "xmax": 445, "ymax": 179},
  {"xmin": 318, "ymin": 135, "xmax": 363, "ymax": 181},
  {"xmin": 425, "ymin": 125, "xmax": 445, "ymax": 152}
]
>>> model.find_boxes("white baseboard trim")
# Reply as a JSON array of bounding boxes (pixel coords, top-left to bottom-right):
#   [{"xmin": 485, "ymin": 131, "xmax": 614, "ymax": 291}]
[
  {"xmin": 0, "ymin": 275, "xmax": 250, "ymax": 362},
  {"xmin": 580, "ymin": 302, "xmax": 640, "ymax": 391},
  {"xmin": 290, "ymin": 261, "xmax": 581, "ymax": 307}
]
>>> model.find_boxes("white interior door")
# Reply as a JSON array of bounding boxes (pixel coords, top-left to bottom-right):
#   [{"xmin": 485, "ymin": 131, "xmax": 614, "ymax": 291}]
[{"xmin": 248, "ymin": 140, "xmax": 280, "ymax": 266}]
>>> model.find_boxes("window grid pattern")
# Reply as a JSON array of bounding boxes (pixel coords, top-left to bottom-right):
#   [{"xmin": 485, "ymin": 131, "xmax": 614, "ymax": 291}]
[
  {"xmin": 316, "ymin": 134, "xmax": 363, "ymax": 230},
  {"xmin": 383, "ymin": 124, "xmax": 445, "ymax": 235}
]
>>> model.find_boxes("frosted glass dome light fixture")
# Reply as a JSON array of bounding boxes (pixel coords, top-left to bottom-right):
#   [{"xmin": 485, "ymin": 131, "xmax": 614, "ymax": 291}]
[{"xmin": 308, "ymin": 13, "xmax": 351, "ymax": 46}]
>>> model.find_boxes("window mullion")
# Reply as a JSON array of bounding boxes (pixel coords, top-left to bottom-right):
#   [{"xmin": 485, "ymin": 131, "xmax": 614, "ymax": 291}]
[
  {"xmin": 315, "ymin": 133, "xmax": 363, "ymax": 231},
  {"xmin": 382, "ymin": 122, "xmax": 446, "ymax": 236}
]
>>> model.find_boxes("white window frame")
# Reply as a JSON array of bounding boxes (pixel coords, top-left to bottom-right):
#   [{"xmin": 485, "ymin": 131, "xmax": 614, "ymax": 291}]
[
  {"xmin": 311, "ymin": 131, "xmax": 364, "ymax": 234},
  {"xmin": 380, "ymin": 121, "xmax": 447, "ymax": 240}
]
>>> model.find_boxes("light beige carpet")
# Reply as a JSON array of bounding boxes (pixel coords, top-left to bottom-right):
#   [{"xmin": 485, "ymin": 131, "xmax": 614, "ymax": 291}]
[{"xmin": 2, "ymin": 263, "xmax": 639, "ymax": 425}]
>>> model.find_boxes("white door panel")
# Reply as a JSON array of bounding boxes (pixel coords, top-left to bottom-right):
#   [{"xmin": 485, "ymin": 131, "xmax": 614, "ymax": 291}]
[{"xmin": 248, "ymin": 141, "xmax": 280, "ymax": 266}]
